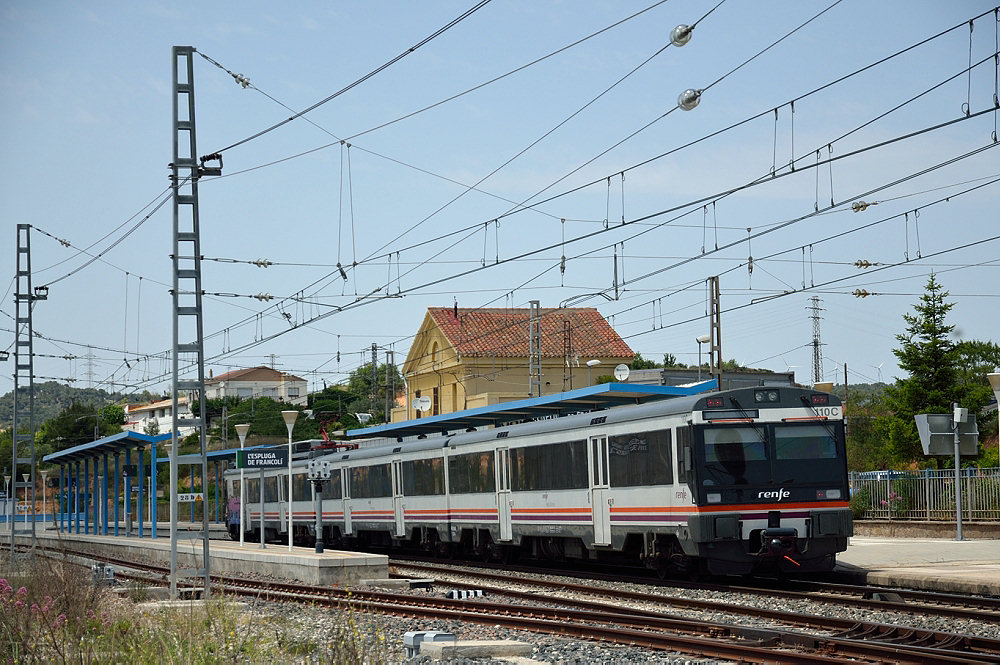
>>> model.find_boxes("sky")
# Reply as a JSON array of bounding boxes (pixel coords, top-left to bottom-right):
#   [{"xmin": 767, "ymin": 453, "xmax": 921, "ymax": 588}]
[{"xmin": 2, "ymin": 0, "xmax": 999, "ymax": 401}]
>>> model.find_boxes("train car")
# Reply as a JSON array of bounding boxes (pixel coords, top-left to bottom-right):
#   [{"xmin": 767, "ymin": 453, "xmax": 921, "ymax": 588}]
[{"xmin": 225, "ymin": 384, "xmax": 851, "ymax": 576}]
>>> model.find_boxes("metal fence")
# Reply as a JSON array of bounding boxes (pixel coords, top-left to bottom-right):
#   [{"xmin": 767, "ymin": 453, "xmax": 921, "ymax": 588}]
[{"xmin": 850, "ymin": 468, "xmax": 1000, "ymax": 521}]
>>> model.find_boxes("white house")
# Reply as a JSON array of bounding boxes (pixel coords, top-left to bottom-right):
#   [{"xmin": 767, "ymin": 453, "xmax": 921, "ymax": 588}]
[
  {"xmin": 124, "ymin": 396, "xmax": 195, "ymax": 437},
  {"xmin": 204, "ymin": 366, "xmax": 308, "ymax": 405}
]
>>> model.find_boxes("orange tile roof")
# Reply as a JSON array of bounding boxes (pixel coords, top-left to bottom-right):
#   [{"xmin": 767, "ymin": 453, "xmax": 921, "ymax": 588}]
[
  {"xmin": 427, "ymin": 307, "xmax": 634, "ymax": 359},
  {"xmin": 207, "ymin": 366, "xmax": 305, "ymax": 384}
]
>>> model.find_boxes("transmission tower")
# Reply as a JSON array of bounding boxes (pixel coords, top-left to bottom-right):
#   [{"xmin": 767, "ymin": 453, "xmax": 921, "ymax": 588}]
[{"xmin": 808, "ymin": 296, "xmax": 824, "ymax": 384}]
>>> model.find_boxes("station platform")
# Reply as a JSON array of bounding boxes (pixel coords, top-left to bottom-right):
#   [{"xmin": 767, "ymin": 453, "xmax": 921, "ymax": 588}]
[
  {"xmin": 12, "ymin": 524, "xmax": 388, "ymax": 587},
  {"xmin": 835, "ymin": 536, "xmax": 1000, "ymax": 595}
]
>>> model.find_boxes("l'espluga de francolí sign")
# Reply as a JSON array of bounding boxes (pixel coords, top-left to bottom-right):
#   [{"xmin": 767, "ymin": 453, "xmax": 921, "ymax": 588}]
[{"xmin": 238, "ymin": 448, "xmax": 289, "ymax": 468}]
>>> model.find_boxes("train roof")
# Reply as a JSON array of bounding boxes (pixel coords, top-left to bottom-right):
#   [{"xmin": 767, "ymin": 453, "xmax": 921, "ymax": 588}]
[{"xmin": 347, "ymin": 380, "xmax": 718, "ymax": 441}]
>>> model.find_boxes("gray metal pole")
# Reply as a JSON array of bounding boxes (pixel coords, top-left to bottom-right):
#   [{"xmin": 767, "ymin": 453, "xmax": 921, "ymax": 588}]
[
  {"xmin": 953, "ymin": 402, "xmax": 963, "ymax": 541},
  {"xmin": 313, "ymin": 480, "xmax": 324, "ymax": 554},
  {"xmin": 259, "ymin": 469, "xmax": 266, "ymax": 549}
]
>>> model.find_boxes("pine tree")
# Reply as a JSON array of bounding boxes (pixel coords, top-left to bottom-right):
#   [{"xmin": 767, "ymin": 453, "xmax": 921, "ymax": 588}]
[{"xmin": 880, "ymin": 274, "xmax": 958, "ymax": 467}]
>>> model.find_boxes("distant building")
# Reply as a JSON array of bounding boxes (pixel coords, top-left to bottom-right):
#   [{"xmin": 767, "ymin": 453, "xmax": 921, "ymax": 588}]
[
  {"xmin": 398, "ymin": 306, "xmax": 634, "ymax": 421},
  {"xmin": 204, "ymin": 366, "xmax": 307, "ymax": 405},
  {"xmin": 124, "ymin": 396, "xmax": 194, "ymax": 436}
]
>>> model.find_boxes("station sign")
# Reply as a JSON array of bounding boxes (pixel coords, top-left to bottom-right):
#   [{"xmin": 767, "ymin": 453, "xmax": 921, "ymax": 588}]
[
  {"xmin": 177, "ymin": 493, "xmax": 203, "ymax": 502},
  {"xmin": 238, "ymin": 449, "xmax": 289, "ymax": 468}
]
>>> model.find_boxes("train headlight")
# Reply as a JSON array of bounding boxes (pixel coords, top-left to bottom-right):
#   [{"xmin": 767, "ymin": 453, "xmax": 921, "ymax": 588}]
[
  {"xmin": 707, "ymin": 492, "xmax": 722, "ymax": 504},
  {"xmin": 754, "ymin": 389, "xmax": 780, "ymax": 403},
  {"xmin": 826, "ymin": 489, "xmax": 841, "ymax": 500}
]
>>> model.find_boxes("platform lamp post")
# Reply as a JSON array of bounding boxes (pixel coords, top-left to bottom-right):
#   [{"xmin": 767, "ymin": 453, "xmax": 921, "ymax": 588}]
[
  {"xmin": 41, "ymin": 471, "xmax": 48, "ymax": 527},
  {"xmin": 281, "ymin": 410, "xmax": 298, "ymax": 552},
  {"xmin": 586, "ymin": 359, "xmax": 601, "ymax": 385},
  {"xmin": 234, "ymin": 423, "xmax": 250, "ymax": 547},
  {"xmin": 696, "ymin": 334, "xmax": 711, "ymax": 381},
  {"xmin": 3, "ymin": 475, "xmax": 9, "ymax": 533},
  {"xmin": 21, "ymin": 474, "xmax": 29, "ymax": 526}
]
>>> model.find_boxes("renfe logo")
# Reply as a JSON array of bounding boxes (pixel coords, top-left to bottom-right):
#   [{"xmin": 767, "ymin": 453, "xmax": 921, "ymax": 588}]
[{"xmin": 758, "ymin": 488, "xmax": 790, "ymax": 501}]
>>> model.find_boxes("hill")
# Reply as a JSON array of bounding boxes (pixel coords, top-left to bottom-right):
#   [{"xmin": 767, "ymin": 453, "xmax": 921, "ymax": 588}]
[{"xmin": 0, "ymin": 381, "xmax": 160, "ymax": 429}]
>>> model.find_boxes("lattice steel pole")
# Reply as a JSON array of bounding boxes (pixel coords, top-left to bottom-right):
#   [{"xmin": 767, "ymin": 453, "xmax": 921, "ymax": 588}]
[
  {"xmin": 169, "ymin": 46, "xmax": 214, "ymax": 599},
  {"xmin": 11, "ymin": 224, "xmax": 43, "ymax": 560}
]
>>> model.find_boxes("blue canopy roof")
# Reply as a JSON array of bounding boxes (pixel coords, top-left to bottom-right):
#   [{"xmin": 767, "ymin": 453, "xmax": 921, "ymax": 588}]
[
  {"xmin": 348, "ymin": 380, "xmax": 717, "ymax": 439},
  {"xmin": 43, "ymin": 430, "xmax": 170, "ymax": 464}
]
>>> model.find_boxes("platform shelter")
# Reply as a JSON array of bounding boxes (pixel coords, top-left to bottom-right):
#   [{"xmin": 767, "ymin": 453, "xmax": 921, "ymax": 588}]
[{"xmin": 41, "ymin": 432, "xmax": 248, "ymax": 539}]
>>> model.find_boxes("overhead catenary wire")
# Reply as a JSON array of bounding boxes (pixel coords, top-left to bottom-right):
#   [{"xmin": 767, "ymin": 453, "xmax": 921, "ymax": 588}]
[
  {"xmin": 204, "ymin": 0, "xmax": 494, "ymax": 157},
  {"xmin": 13, "ymin": 7, "xmax": 992, "ymax": 396}
]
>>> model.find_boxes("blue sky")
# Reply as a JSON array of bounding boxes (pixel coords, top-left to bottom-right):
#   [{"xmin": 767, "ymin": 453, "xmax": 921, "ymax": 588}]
[{"xmin": 2, "ymin": 0, "xmax": 998, "ymax": 399}]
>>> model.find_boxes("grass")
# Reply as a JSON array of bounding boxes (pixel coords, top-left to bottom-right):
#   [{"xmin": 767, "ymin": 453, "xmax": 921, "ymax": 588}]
[{"xmin": 0, "ymin": 546, "xmax": 395, "ymax": 664}]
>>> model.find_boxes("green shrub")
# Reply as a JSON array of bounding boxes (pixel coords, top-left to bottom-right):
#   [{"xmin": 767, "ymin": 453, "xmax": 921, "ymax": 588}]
[{"xmin": 850, "ymin": 487, "xmax": 871, "ymax": 519}]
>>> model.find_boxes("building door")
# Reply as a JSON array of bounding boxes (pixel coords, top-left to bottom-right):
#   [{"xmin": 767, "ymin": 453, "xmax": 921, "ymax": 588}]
[
  {"xmin": 496, "ymin": 447, "xmax": 512, "ymax": 541},
  {"xmin": 589, "ymin": 435, "xmax": 612, "ymax": 546}
]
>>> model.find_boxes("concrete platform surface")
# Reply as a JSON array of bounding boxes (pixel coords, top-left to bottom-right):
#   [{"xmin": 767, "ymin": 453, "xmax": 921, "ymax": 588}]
[
  {"xmin": 17, "ymin": 530, "xmax": 388, "ymax": 586},
  {"xmin": 835, "ymin": 536, "xmax": 1000, "ymax": 595}
]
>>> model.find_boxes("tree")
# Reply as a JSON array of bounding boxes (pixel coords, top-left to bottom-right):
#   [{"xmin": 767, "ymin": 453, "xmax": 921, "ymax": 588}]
[
  {"xmin": 345, "ymin": 361, "xmax": 403, "ymax": 424},
  {"xmin": 875, "ymin": 274, "xmax": 996, "ymax": 468},
  {"xmin": 628, "ymin": 353, "xmax": 661, "ymax": 370},
  {"xmin": 662, "ymin": 353, "xmax": 686, "ymax": 368}
]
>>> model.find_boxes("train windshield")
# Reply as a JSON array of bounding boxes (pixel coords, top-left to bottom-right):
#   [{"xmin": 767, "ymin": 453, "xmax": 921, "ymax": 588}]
[
  {"xmin": 701, "ymin": 426, "xmax": 769, "ymax": 486},
  {"xmin": 772, "ymin": 423, "xmax": 839, "ymax": 484},
  {"xmin": 697, "ymin": 423, "xmax": 840, "ymax": 487}
]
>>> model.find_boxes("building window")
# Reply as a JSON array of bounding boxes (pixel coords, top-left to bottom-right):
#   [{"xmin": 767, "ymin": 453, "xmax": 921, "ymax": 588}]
[
  {"xmin": 237, "ymin": 387, "xmax": 252, "ymax": 398},
  {"xmin": 287, "ymin": 387, "xmax": 300, "ymax": 398}
]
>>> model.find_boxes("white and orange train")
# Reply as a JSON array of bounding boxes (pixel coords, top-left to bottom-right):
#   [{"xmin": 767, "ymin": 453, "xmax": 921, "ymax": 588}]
[{"xmin": 225, "ymin": 385, "xmax": 851, "ymax": 576}]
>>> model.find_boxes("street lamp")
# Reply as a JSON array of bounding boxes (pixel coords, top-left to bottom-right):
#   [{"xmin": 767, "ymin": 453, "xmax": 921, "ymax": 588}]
[
  {"xmin": 3, "ymin": 474, "xmax": 9, "ymax": 531},
  {"xmin": 234, "ymin": 423, "xmax": 250, "ymax": 548},
  {"xmin": 21, "ymin": 474, "xmax": 29, "ymax": 523},
  {"xmin": 281, "ymin": 410, "xmax": 298, "ymax": 552},
  {"xmin": 696, "ymin": 334, "xmax": 711, "ymax": 381},
  {"xmin": 41, "ymin": 471, "xmax": 49, "ymax": 526},
  {"xmin": 586, "ymin": 359, "xmax": 601, "ymax": 385}
]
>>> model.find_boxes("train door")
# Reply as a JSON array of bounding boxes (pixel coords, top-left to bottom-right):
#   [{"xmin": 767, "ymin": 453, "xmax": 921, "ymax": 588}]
[
  {"xmin": 391, "ymin": 459, "xmax": 405, "ymax": 538},
  {"xmin": 278, "ymin": 474, "xmax": 288, "ymax": 534},
  {"xmin": 496, "ymin": 447, "xmax": 512, "ymax": 541},
  {"xmin": 589, "ymin": 435, "xmax": 612, "ymax": 546},
  {"xmin": 342, "ymin": 467, "xmax": 353, "ymax": 536}
]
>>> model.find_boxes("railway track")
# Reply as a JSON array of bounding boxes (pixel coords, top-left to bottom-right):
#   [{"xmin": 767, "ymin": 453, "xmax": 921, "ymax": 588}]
[
  {"xmin": 29, "ymin": 545, "xmax": 1000, "ymax": 663},
  {"xmin": 389, "ymin": 554, "xmax": 1000, "ymax": 622}
]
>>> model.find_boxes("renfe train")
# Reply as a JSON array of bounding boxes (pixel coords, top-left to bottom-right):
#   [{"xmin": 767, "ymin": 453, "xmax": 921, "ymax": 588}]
[{"xmin": 225, "ymin": 385, "xmax": 852, "ymax": 576}]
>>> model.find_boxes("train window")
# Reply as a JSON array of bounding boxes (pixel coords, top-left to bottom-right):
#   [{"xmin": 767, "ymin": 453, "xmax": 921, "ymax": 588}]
[
  {"xmin": 350, "ymin": 463, "xmax": 392, "ymax": 498},
  {"xmin": 448, "ymin": 451, "xmax": 496, "ymax": 494},
  {"xmin": 774, "ymin": 424, "xmax": 837, "ymax": 460},
  {"xmin": 609, "ymin": 430, "xmax": 672, "ymax": 487},
  {"xmin": 325, "ymin": 471, "xmax": 343, "ymax": 500},
  {"xmin": 701, "ymin": 426, "xmax": 769, "ymax": 486},
  {"xmin": 676, "ymin": 426, "xmax": 693, "ymax": 484},
  {"xmin": 772, "ymin": 424, "xmax": 842, "ymax": 485},
  {"xmin": 263, "ymin": 476, "xmax": 278, "ymax": 503},
  {"xmin": 292, "ymin": 472, "xmax": 311, "ymax": 501},
  {"xmin": 510, "ymin": 440, "xmax": 587, "ymax": 492},
  {"xmin": 246, "ymin": 478, "xmax": 259, "ymax": 500},
  {"xmin": 402, "ymin": 458, "xmax": 445, "ymax": 496}
]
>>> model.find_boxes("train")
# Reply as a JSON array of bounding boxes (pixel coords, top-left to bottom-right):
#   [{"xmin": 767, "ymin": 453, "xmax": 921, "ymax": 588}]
[{"xmin": 225, "ymin": 385, "xmax": 852, "ymax": 576}]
